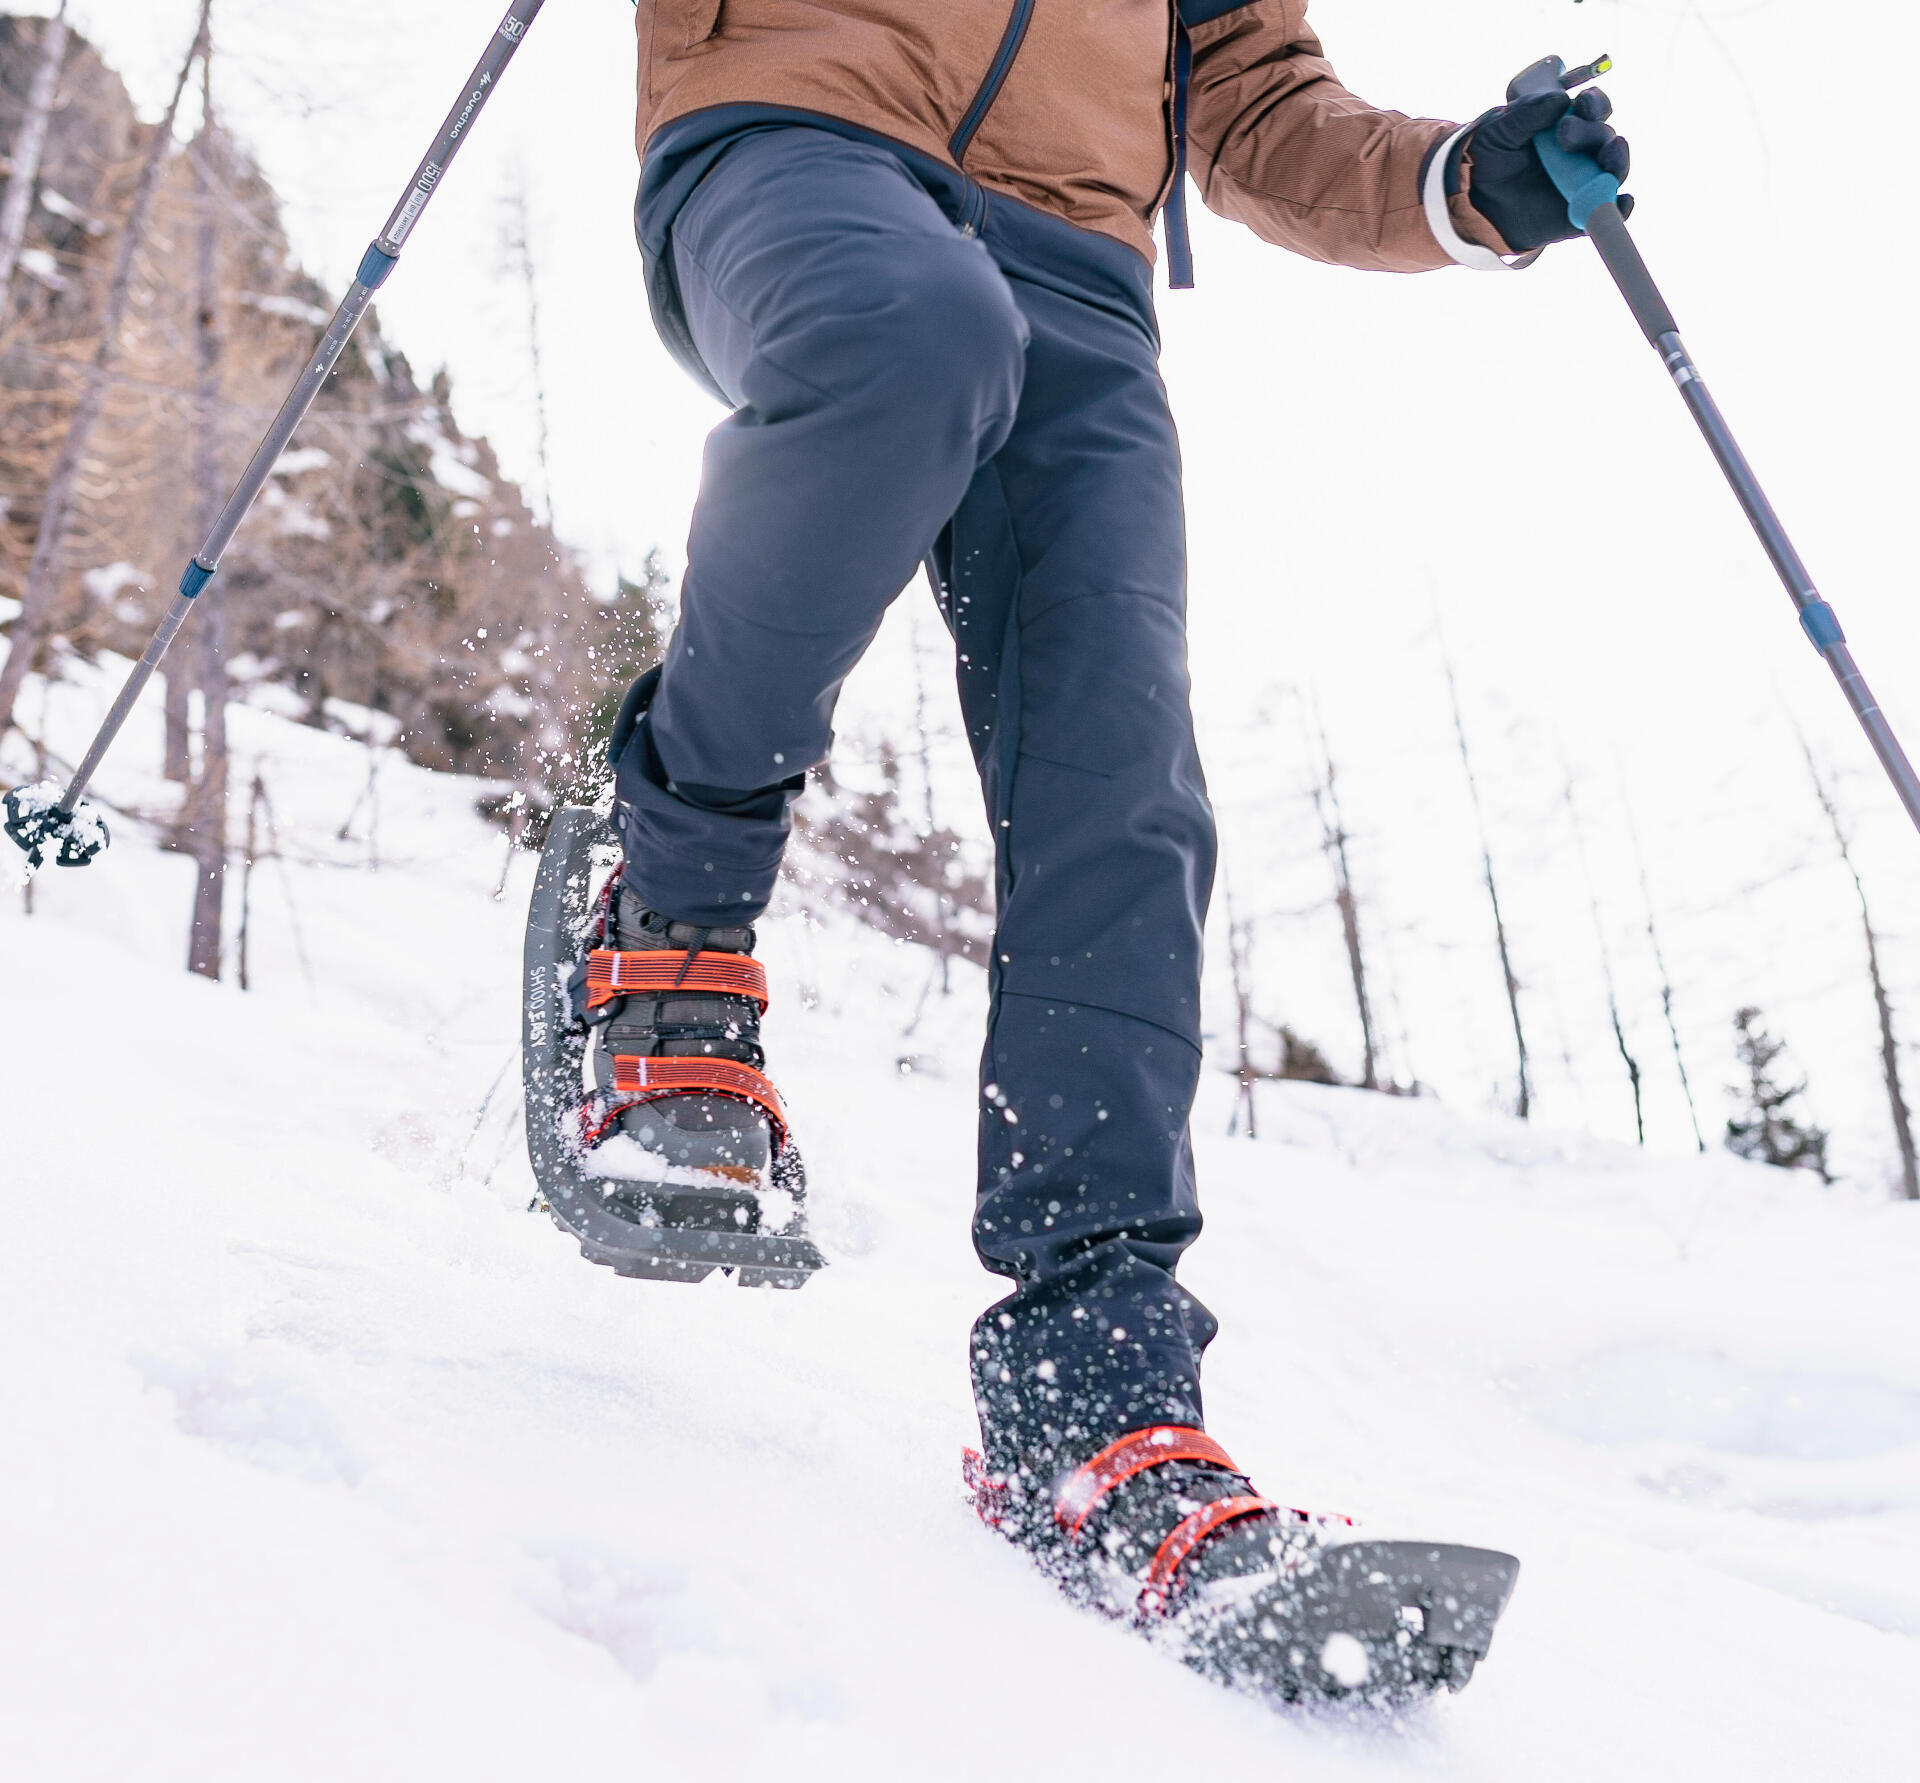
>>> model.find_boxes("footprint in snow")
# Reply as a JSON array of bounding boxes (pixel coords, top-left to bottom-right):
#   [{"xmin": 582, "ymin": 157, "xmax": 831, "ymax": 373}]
[{"xmin": 133, "ymin": 1344, "xmax": 364, "ymax": 1487}]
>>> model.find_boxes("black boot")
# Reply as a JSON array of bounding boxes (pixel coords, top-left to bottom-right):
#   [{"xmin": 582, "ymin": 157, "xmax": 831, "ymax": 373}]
[
  {"xmin": 567, "ymin": 868, "xmax": 802, "ymax": 1235},
  {"xmin": 964, "ymin": 1426, "xmax": 1519, "ymax": 1706},
  {"xmin": 594, "ymin": 883, "xmax": 771, "ymax": 1180},
  {"xmin": 523, "ymin": 805, "xmax": 824, "ymax": 1287}
]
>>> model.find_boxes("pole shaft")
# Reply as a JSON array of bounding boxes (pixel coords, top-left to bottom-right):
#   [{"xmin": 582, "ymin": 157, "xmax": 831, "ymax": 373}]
[
  {"xmin": 192, "ymin": 0, "xmax": 546, "ymax": 585},
  {"xmin": 377, "ymin": 4, "xmax": 543, "ymax": 255},
  {"xmin": 1584, "ymin": 202, "xmax": 1920, "ymax": 835},
  {"xmin": 191, "ymin": 280, "xmax": 376, "ymax": 579},
  {"xmin": 54, "ymin": 2, "xmax": 547, "ymax": 816},
  {"xmin": 62, "ymin": 595, "xmax": 194, "ymax": 803}
]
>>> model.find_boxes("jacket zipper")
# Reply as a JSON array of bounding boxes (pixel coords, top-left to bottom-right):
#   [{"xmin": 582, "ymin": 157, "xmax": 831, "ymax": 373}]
[{"xmin": 950, "ymin": 0, "xmax": 1037, "ymax": 166}]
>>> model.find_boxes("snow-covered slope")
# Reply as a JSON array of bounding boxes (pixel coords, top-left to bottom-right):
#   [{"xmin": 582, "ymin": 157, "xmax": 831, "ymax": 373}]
[{"xmin": 3, "ymin": 678, "xmax": 1918, "ymax": 1781}]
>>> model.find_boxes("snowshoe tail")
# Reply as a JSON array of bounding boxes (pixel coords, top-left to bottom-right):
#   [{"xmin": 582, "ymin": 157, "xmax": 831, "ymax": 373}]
[{"xmin": 520, "ymin": 805, "xmax": 826, "ymax": 1288}]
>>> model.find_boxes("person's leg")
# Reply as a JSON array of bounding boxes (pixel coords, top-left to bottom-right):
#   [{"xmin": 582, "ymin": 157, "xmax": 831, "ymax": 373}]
[
  {"xmin": 615, "ymin": 128, "xmax": 1029, "ymax": 925},
  {"xmin": 938, "ymin": 255, "xmax": 1219, "ymax": 1480}
]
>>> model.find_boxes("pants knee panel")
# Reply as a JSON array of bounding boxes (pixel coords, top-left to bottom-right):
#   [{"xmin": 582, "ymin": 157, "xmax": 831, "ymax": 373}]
[{"xmin": 765, "ymin": 242, "xmax": 1028, "ymax": 430}]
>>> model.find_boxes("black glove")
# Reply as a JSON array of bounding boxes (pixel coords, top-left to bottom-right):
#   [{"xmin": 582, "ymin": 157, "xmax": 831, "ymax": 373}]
[{"xmin": 1459, "ymin": 87, "xmax": 1633, "ymax": 252}]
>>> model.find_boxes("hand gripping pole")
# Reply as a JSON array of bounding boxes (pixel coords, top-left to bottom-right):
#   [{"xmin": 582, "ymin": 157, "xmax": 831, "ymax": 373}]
[
  {"xmin": 1518, "ymin": 54, "xmax": 1920, "ymax": 836},
  {"xmin": 13, "ymin": 3, "xmax": 549, "ymax": 866}
]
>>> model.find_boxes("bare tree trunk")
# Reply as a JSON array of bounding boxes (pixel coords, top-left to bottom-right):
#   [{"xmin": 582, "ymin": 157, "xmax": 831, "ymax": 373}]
[
  {"xmin": 1311, "ymin": 711, "xmax": 1378, "ymax": 1089},
  {"xmin": 256, "ymin": 774, "xmax": 315, "ymax": 998},
  {"xmin": 503, "ymin": 182, "xmax": 555, "ymax": 531},
  {"xmin": 491, "ymin": 182, "xmax": 550, "ymax": 874},
  {"xmin": 162, "ymin": 665, "xmax": 193, "ymax": 782},
  {"xmin": 1441, "ymin": 648, "xmax": 1531, "ymax": 1119},
  {"xmin": 1225, "ymin": 876, "xmax": 1257, "ymax": 1140},
  {"xmin": 237, "ymin": 769, "xmax": 262, "ymax": 991},
  {"xmin": 1802, "ymin": 739, "xmax": 1919, "ymax": 1201},
  {"xmin": 334, "ymin": 739, "xmax": 382, "ymax": 867},
  {"xmin": 1624, "ymin": 807, "xmax": 1706, "ymax": 1152},
  {"xmin": 0, "ymin": 4, "xmax": 70, "ymax": 303},
  {"xmin": 21, "ymin": 721, "xmax": 46, "ymax": 915},
  {"xmin": 910, "ymin": 608, "xmax": 951, "ymax": 990},
  {"xmin": 1565, "ymin": 780, "xmax": 1644, "ymax": 1143},
  {"xmin": 0, "ymin": 1, "xmax": 211, "ymax": 741},
  {"xmin": 493, "ymin": 792, "xmax": 528, "ymax": 900},
  {"xmin": 1377, "ymin": 919, "xmax": 1421, "ymax": 1095},
  {"xmin": 184, "ymin": 46, "xmax": 228, "ymax": 981}
]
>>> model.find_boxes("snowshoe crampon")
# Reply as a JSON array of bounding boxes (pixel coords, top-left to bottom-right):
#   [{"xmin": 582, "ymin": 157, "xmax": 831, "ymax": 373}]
[
  {"xmin": 521, "ymin": 806, "xmax": 825, "ymax": 1289},
  {"xmin": 966, "ymin": 1428, "xmax": 1518, "ymax": 1707}
]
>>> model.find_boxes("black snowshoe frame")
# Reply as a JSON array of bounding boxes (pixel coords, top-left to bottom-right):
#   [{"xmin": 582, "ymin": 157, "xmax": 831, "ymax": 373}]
[
  {"xmin": 1157, "ymin": 1537, "xmax": 1520, "ymax": 1705},
  {"xmin": 521, "ymin": 805, "xmax": 826, "ymax": 1289}
]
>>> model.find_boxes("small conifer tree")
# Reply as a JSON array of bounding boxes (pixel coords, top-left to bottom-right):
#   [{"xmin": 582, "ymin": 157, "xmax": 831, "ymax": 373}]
[{"xmin": 1725, "ymin": 1007, "xmax": 1831, "ymax": 1182}]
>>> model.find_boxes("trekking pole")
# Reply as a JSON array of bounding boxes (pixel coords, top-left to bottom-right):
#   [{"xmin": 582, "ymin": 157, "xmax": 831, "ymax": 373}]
[
  {"xmin": 1516, "ymin": 54, "xmax": 1920, "ymax": 837},
  {"xmin": 3, "ymin": 2, "xmax": 550, "ymax": 872}
]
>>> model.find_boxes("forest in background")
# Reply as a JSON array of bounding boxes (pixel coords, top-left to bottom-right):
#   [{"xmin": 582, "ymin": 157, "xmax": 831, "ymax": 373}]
[{"xmin": 0, "ymin": 9, "xmax": 656, "ymax": 791}]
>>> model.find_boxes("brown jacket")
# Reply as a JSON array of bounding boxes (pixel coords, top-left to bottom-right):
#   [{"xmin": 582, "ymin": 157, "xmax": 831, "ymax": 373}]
[{"xmin": 634, "ymin": 1, "xmax": 1506, "ymax": 273}]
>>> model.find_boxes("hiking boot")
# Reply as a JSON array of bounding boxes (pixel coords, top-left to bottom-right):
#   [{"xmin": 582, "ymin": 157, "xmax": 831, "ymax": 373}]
[
  {"xmin": 567, "ymin": 868, "xmax": 800, "ymax": 1231},
  {"xmin": 964, "ymin": 1426, "xmax": 1519, "ymax": 1705}
]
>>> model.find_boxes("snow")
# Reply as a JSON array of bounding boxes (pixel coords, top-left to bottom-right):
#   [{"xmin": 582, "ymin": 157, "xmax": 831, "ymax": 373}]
[
  {"xmin": 405, "ymin": 416, "xmax": 492, "ymax": 502},
  {"xmin": 37, "ymin": 187, "xmax": 101, "ymax": 234},
  {"xmin": 16, "ymin": 245, "xmax": 63, "ymax": 289},
  {"xmin": 3, "ymin": 654, "xmax": 1918, "ymax": 1779},
  {"xmin": 259, "ymin": 481, "xmax": 333, "ymax": 540},
  {"xmin": 80, "ymin": 562, "xmax": 150, "ymax": 603},
  {"xmin": 269, "ymin": 447, "xmax": 333, "ymax": 478},
  {"xmin": 483, "ymin": 683, "xmax": 534, "ymax": 721},
  {"xmin": 239, "ymin": 290, "xmax": 333, "ymax": 328},
  {"xmin": 1323, "ymin": 1632, "xmax": 1373, "ymax": 1690}
]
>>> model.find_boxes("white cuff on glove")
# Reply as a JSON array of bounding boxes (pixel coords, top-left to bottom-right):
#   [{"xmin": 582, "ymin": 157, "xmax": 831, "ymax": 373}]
[{"xmin": 1424, "ymin": 122, "xmax": 1545, "ymax": 273}]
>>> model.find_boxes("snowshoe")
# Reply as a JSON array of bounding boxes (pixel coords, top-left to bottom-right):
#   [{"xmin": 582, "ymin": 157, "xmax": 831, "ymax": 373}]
[
  {"xmin": 964, "ymin": 1426, "xmax": 1518, "ymax": 1706},
  {"xmin": 521, "ymin": 805, "xmax": 825, "ymax": 1289}
]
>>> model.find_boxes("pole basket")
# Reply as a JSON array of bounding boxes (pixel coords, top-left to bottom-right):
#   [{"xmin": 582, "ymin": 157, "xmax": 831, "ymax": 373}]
[{"xmin": 4, "ymin": 781, "xmax": 110, "ymax": 871}]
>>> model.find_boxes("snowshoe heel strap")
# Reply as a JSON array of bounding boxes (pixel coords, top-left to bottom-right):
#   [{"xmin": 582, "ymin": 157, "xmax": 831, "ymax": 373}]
[
  {"xmin": 1053, "ymin": 1426, "xmax": 1239, "ymax": 1540},
  {"xmin": 609, "ymin": 1054, "xmax": 788, "ymax": 1147},
  {"xmin": 1141, "ymin": 1494, "xmax": 1279, "ymax": 1615},
  {"xmin": 586, "ymin": 949, "xmax": 770, "ymax": 1011}
]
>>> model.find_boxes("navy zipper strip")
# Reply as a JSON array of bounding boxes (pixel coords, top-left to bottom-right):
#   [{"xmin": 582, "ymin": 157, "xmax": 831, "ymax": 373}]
[
  {"xmin": 1164, "ymin": 17, "xmax": 1195, "ymax": 288},
  {"xmin": 950, "ymin": 0, "xmax": 1037, "ymax": 163}
]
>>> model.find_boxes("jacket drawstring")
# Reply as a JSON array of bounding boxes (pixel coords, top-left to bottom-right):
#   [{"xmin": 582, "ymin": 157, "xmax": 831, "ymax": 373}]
[{"xmin": 1164, "ymin": 17, "xmax": 1194, "ymax": 288}]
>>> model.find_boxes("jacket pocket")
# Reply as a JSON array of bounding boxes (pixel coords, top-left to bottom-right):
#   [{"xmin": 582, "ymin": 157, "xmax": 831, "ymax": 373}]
[{"xmin": 640, "ymin": 0, "xmax": 721, "ymax": 108}]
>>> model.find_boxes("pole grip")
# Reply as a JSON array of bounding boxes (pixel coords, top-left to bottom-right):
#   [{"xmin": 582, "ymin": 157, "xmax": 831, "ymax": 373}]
[
  {"xmin": 1532, "ymin": 129, "xmax": 1621, "ymax": 233},
  {"xmin": 1584, "ymin": 202, "xmax": 1679, "ymax": 344}
]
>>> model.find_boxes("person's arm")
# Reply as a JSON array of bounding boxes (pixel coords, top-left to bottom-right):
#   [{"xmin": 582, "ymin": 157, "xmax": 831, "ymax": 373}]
[{"xmin": 1183, "ymin": 0, "xmax": 1512, "ymax": 272}]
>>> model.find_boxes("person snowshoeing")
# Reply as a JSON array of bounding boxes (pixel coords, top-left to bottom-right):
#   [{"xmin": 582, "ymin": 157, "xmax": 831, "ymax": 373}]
[{"xmin": 578, "ymin": 1, "xmax": 1628, "ymax": 1699}]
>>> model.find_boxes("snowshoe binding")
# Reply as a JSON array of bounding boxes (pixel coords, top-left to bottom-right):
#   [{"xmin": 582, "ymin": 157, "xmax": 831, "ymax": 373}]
[
  {"xmin": 964, "ymin": 1426, "xmax": 1518, "ymax": 1707},
  {"xmin": 521, "ymin": 805, "xmax": 824, "ymax": 1288}
]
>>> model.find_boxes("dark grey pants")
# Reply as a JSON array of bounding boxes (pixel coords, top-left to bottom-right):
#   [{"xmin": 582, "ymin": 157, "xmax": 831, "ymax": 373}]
[{"xmin": 618, "ymin": 122, "xmax": 1219, "ymax": 1472}]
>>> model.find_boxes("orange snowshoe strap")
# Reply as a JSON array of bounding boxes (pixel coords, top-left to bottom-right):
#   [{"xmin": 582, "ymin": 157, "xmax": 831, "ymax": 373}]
[
  {"xmin": 610, "ymin": 1053, "xmax": 787, "ymax": 1146},
  {"xmin": 1053, "ymin": 1426, "xmax": 1239, "ymax": 1540},
  {"xmin": 585, "ymin": 948, "xmax": 770, "ymax": 1012},
  {"xmin": 1141, "ymin": 1495, "xmax": 1279, "ymax": 1614}
]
